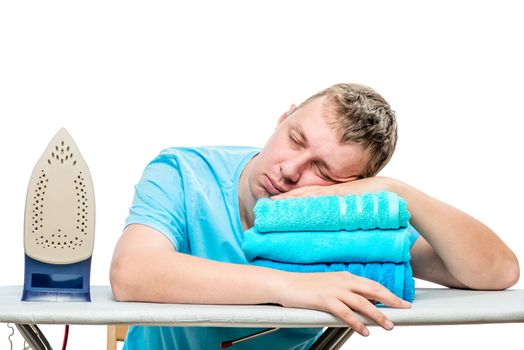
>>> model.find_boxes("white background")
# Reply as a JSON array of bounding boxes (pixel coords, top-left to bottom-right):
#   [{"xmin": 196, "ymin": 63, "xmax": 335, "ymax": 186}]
[{"xmin": 1, "ymin": 1, "xmax": 523, "ymax": 349}]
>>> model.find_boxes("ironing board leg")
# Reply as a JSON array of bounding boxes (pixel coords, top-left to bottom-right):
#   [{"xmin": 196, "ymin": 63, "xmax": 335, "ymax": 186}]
[
  {"xmin": 309, "ymin": 327, "xmax": 354, "ymax": 350},
  {"xmin": 308, "ymin": 327, "xmax": 339, "ymax": 349},
  {"xmin": 328, "ymin": 328, "xmax": 355, "ymax": 350},
  {"xmin": 15, "ymin": 323, "xmax": 53, "ymax": 350}
]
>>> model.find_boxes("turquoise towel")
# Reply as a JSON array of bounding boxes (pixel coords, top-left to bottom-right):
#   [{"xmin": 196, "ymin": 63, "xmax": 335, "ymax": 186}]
[
  {"xmin": 242, "ymin": 225, "xmax": 419, "ymax": 264},
  {"xmin": 254, "ymin": 192, "xmax": 410, "ymax": 233},
  {"xmin": 253, "ymin": 259, "xmax": 415, "ymax": 302}
]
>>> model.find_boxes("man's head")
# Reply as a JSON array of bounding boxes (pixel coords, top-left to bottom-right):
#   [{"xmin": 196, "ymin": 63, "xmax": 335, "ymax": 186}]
[
  {"xmin": 299, "ymin": 83, "xmax": 398, "ymax": 178},
  {"xmin": 240, "ymin": 83, "xmax": 397, "ymax": 205}
]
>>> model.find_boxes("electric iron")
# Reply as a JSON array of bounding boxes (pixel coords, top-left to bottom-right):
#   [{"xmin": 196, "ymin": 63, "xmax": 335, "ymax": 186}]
[{"xmin": 22, "ymin": 128, "xmax": 95, "ymax": 301}]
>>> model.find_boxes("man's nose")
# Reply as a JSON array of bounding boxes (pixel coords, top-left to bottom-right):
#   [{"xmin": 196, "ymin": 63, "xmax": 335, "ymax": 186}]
[{"xmin": 280, "ymin": 155, "xmax": 308, "ymax": 184}]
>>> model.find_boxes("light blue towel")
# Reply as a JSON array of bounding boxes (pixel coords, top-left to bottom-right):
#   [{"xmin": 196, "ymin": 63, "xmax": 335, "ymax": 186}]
[
  {"xmin": 253, "ymin": 259, "xmax": 415, "ymax": 302},
  {"xmin": 242, "ymin": 225, "xmax": 419, "ymax": 264},
  {"xmin": 254, "ymin": 192, "xmax": 410, "ymax": 233}
]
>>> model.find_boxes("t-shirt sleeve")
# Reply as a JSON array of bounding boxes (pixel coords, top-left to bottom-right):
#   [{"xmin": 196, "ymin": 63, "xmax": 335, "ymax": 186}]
[
  {"xmin": 125, "ymin": 153, "xmax": 187, "ymax": 251},
  {"xmin": 407, "ymin": 224, "xmax": 420, "ymax": 248}
]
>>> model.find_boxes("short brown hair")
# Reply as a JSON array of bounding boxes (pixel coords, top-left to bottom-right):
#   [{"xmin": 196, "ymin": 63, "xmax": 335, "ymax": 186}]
[{"xmin": 299, "ymin": 83, "xmax": 398, "ymax": 177}]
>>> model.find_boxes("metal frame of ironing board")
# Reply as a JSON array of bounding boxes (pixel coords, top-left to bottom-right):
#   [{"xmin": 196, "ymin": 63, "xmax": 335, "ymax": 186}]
[
  {"xmin": 2, "ymin": 286, "xmax": 524, "ymax": 350},
  {"xmin": 13, "ymin": 324, "xmax": 354, "ymax": 350}
]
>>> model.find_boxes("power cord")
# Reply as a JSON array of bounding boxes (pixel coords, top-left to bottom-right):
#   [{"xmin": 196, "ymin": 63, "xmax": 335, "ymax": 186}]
[
  {"xmin": 6, "ymin": 323, "xmax": 69, "ymax": 350},
  {"xmin": 6, "ymin": 323, "xmax": 29, "ymax": 350},
  {"xmin": 62, "ymin": 325, "xmax": 69, "ymax": 350},
  {"xmin": 6, "ymin": 323, "xmax": 14, "ymax": 350}
]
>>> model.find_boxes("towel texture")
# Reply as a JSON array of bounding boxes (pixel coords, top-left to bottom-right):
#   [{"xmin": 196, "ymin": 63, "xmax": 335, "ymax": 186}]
[
  {"xmin": 244, "ymin": 193, "xmax": 418, "ymax": 302},
  {"xmin": 242, "ymin": 225, "xmax": 419, "ymax": 264},
  {"xmin": 254, "ymin": 192, "xmax": 410, "ymax": 233},
  {"xmin": 253, "ymin": 259, "xmax": 415, "ymax": 302}
]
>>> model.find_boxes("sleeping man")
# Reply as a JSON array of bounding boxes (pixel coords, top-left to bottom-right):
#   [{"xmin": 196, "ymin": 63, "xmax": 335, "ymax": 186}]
[{"xmin": 110, "ymin": 83, "xmax": 519, "ymax": 349}]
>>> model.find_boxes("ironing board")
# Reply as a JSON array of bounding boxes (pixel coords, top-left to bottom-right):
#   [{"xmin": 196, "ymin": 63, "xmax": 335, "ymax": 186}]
[{"xmin": 1, "ymin": 285, "xmax": 523, "ymax": 349}]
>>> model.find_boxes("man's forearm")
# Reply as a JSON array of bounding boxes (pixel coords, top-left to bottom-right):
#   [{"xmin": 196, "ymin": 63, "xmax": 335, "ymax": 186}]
[
  {"xmin": 392, "ymin": 179, "xmax": 520, "ymax": 289},
  {"xmin": 111, "ymin": 249, "xmax": 286, "ymax": 305}
]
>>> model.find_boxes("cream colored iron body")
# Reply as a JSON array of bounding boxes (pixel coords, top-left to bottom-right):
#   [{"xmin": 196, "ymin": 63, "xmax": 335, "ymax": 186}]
[{"xmin": 22, "ymin": 128, "xmax": 95, "ymax": 301}]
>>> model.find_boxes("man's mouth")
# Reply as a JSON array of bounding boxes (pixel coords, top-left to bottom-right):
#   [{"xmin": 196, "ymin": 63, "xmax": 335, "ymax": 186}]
[{"xmin": 263, "ymin": 175, "xmax": 283, "ymax": 196}]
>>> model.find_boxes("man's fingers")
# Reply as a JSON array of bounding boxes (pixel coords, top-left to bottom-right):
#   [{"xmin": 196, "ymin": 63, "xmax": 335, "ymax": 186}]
[
  {"xmin": 287, "ymin": 272, "xmax": 410, "ymax": 336},
  {"xmin": 326, "ymin": 299, "xmax": 370, "ymax": 336},
  {"xmin": 271, "ymin": 185, "xmax": 327, "ymax": 200},
  {"xmin": 350, "ymin": 275, "xmax": 411, "ymax": 309},
  {"xmin": 338, "ymin": 293, "xmax": 395, "ymax": 331}
]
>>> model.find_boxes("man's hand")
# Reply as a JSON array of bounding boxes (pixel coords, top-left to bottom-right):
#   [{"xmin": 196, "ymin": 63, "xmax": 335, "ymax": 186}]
[
  {"xmin": 277, "ymin": 271, "xmax": 411, "ymax": 336},
  {"xmin": 271, "ymin": 176, "xmax": 394, "ymax": 200}
]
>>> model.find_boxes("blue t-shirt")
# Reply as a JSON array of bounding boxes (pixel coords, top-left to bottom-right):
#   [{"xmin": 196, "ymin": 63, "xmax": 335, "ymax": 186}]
[{"xmin": 123, "ymin": 146, "xmax": 323, "ymax": 350}]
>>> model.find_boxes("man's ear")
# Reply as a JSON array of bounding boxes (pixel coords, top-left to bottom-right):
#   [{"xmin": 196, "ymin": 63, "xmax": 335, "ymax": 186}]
[{"xmin": 277, "ymin": 104, "xmax": 297, "ymax": 125}]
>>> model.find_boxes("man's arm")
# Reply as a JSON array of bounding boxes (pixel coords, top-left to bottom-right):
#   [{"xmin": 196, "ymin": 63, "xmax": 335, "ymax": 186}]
[
  {"xmin": 271, "ymin": 177, "xmax": 520, "ymax": 290},
  {"xmin": 110, "ymin": 223, "xmax": 411, "ymax": 336},
  {"xmin": 396, "ymin": 181, "xmax": 519, "ymax": 289},
  {"xmin": 110, "ymin": 224, "xmax": 283, "ymax": 304}
]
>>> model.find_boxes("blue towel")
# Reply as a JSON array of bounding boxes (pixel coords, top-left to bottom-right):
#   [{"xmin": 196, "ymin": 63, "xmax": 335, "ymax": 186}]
[
  {"xmin": 242, "ymin": 225, "xmax": 419, "ymax": 264},
  {"xmin": 253, "ymin": 259, "xmax": 415, "ymax": 302},
  {"xmin": 254, "ymin": 192, "xmax": 410, "ymax": 233}
]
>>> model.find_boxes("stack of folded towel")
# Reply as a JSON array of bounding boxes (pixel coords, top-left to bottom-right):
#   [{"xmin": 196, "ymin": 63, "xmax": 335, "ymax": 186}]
[{"xmin": 242, "ymin": 192, "xmax": 419, "ymax": 302}]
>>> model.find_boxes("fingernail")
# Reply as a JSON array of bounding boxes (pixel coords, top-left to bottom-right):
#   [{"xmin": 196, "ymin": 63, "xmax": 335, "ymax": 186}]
[
  {"xmin": 362, "ymin": 327, "xmax": 370, "ymax": 336},
  {"xmin": 384, "ymin": 319, "xmax": 394, "ymax": 330},
  {"xmin": 402, "ymin": 300, "xmax": 412, "ymax": 308}
]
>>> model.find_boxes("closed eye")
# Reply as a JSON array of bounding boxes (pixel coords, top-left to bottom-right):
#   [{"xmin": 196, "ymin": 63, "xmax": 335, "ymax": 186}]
[
  {"xmin": 288, "ymin": 132, "xmax": 303, "ymax": 148},
  {"xmin": 313, "ymin": 162, "xmax": 335, "ymax": 182}
]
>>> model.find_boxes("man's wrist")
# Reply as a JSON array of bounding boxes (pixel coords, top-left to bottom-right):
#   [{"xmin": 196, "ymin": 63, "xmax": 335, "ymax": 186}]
[{"xmin": 264, "ymin": 268, "xmax": 294, "ymax": 306}]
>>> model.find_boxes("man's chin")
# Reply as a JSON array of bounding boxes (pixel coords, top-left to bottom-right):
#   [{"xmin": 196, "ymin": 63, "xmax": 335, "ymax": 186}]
[
  {"xmin": 254, "ymin": 186, "xmax": 273, "ymax": 200},
  {"xmin": 255, "ymin": 192, "xmax": 271, "ymax": 200}
]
